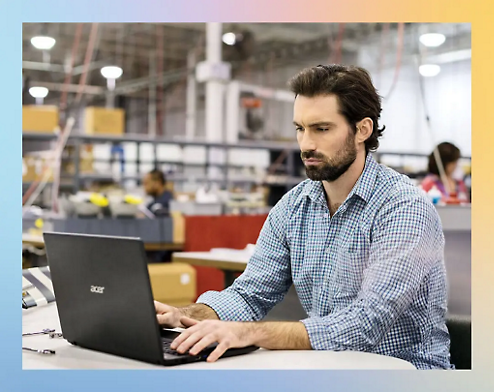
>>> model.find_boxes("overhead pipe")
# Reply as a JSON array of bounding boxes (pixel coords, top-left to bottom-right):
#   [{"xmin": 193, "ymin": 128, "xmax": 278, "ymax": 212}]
[
  {"xmin": 330, "ymin": 23, "xmax": 346, "ymax": 64},
  {"xmin": 22, "ymin": 60, "xmax": 107, "ymax": 75},
  {"xmin": 59, "ymin": 23, "xmax": 83, "ymax": 115},
  {"xmin": 22, "ymin": 61, "xmax": 65, "ymax": 72},
  {"xmin": 113, "ymin": 68, "xmax": 186, "ymax": 95},
  {"xmin": 30, "ymin": 68, "xmax": 187, "ymax": 98},
  {"xmin": 382, "ymin": 22, "xmax": 405, "ymax": 100},
  {"xmin": 27, "ymin": 81, "xmax": 104, "ymax": 95},
  {"xmin": 53, "ymin": 23, "xmax": 99, "ymax": 212},
  {"xmin": 74, "ymin": 23, "xmax": 100, "ymax": 105}
]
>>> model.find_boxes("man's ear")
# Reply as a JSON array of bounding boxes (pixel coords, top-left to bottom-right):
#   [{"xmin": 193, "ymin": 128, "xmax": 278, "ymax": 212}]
[{"xmin": 356, "ymin": 117, "xmax": 373, "ymax": 144}]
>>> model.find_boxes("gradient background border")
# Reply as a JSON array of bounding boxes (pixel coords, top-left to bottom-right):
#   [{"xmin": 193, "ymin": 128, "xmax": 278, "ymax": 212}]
[{"xmin": 1, "ymin": 1, "xmax": 492, "ymax": 391}]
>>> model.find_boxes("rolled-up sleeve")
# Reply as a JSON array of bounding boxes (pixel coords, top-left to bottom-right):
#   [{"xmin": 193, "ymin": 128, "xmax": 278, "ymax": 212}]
[
  {"xmin": 196, "ymin": 193, "xmax": 293, "ymax": 321},
  {"xmin": 301, "ymin": 193, "xmax": 444, "ymax": 351}
]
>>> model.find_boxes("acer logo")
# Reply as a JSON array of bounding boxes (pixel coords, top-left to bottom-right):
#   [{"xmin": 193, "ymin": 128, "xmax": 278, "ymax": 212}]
[{"xmin": 90, "ymin": 285, "xmax": 105, "ymax": 294}]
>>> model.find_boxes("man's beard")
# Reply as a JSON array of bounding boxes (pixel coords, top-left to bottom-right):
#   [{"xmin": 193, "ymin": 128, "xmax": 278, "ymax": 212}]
[{"xmin": 301, "ymin": 131, "xmax": 357, "ymax": 182}]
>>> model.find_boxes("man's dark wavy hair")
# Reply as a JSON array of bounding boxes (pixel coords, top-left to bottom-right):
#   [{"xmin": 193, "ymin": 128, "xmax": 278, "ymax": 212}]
[{"xmin": 288, "ymin": 64, "xmax": 385, "ymax": 153}]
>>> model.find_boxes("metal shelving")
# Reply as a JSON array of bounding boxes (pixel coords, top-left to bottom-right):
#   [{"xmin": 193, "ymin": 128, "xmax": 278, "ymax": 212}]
[
  {"xmin": 22, "ymin": 132, "xmax": 58, "ymax": 141},
  {"xmin": 21, "ymin": 132, "xmax": 299, "ymax": 151},
  {"xmin": 22, "ymin": 132, "xmax": 471, "ymax": 196},
  {"xmin": 22, "ymin": 132, "xmax": 303, "ymax": 193}
]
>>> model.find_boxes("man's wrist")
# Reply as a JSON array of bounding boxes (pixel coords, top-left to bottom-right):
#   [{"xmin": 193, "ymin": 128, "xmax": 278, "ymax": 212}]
[
  {"xmin": 178, "ymin": 303, "xmax": 220, "ymax": 321},
  {"xmin": 236, "ymin": 321, "xmax": 312, "ymax": 350},
  {"xmin": 238, "ymin": 322, "xmax": 261, "ymax": 346},
  {"xmin": 177, "ymin": 306, "xmax": 188, "ymax": 318}
]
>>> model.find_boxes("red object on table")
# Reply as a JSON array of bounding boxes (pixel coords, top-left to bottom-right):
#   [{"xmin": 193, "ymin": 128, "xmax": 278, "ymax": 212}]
[
  {"xmin": 183, "ymin": 214, "xmax": 268, "ymax": 299},
  {"xmin": 445, "ymin": 192, "xmax": 462, "ymax": 205}
]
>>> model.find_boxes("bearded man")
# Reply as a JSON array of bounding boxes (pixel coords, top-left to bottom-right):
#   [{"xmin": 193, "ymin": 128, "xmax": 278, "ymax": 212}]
[{"xmin": 154, "ymin": 64, "xmax": 452, "ymax": 370}]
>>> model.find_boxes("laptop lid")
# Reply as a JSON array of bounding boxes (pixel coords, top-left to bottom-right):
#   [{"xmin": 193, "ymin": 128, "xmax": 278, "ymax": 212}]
[{"xmin": 43, "ymin": 232, "xmax": 165, "ymax": 365}]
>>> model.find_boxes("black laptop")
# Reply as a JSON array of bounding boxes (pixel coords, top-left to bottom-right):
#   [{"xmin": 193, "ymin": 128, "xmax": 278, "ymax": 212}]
[{"xmin": 43, "ymin": 232, "xmax": 258, "ymax": 366}]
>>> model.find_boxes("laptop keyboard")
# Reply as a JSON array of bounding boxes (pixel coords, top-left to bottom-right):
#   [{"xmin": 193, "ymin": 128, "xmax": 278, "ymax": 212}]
[{"xmin": 162, "ymin": 340, "xmax": 192, "ymax": 357}]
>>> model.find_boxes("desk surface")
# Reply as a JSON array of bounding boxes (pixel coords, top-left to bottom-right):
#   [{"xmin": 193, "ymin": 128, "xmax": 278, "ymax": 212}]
[
  {"xmin": 435, "ymin": 205, "xmax": 471, "ymax": 231},
  {"xmin": 22, "ymin": 233, "xmax": 184, "ymax": 251},
  {"xmin": 172, "ymin": 251, "xmax": 250, "ymax": 271},
  {"xmin": 22, "ymin": 303, "xmax": 415, "ymax": 370}
]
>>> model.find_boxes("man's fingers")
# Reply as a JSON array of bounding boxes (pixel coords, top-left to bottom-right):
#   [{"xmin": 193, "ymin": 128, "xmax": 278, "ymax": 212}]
[
  {"xmin": 170, "ymin": 326, "xmax": 198, "ymax": 350},
  {"xmin": 157, "ymin": 313, "xmax": 178, "ymax": 326},
  {"xmin": 154, "ymin": 301, "xmax": 173, "ymax": 314},
  {"xmin": 180, "ymin": 316, "xmax": 199, "ymax": 328},
  {"xmin": 206, "ymin": 341, "xmax": 230, "ymax": 363},
  {"xmin": 175, "ymin": 330, "xmax": 208, "ymax": 354},
  {"xmin": 189, "ymin": 333, "xmax": 219, "ymax": 356}
]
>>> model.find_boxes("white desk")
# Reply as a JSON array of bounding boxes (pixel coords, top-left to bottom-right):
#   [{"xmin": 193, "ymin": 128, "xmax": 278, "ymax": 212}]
[
  {"xmin": 22, "ymin": 303, "xmax": 415, "ymax": 370},
  {"xmin": 172, "ymin": 250, "xmax": 250, "ymax": 287},
  {"xmin": 435, "ymin": 205, "xmax": 471, "ymax": 231}
]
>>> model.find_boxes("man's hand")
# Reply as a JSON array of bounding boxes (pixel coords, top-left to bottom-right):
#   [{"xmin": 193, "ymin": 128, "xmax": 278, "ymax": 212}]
[
  {"xmin": 170, "ymin": 317, "xmax": 255, "ymax": 362},
  {"xmin": 154, "ymin": 301, "xmax": 220, "ymax": 328},
  {"xmin": 154, "ymin": 301, "xmax": 186, "ymax": 328}
]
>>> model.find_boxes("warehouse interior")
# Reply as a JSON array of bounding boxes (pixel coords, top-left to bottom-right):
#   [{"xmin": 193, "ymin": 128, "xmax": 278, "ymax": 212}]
[{"xmin": 22, "ymin": 23, "xmax": 471, "ymax": 325}]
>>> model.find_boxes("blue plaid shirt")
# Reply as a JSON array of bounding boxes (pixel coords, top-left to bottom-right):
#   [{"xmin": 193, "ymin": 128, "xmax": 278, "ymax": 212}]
[{"xmin": 197, "ymin": 154, "xmax": 452, "ymax": 369}]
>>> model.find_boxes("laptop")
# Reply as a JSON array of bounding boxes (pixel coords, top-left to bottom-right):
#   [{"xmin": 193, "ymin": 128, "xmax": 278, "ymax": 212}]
[{"xmin": 43, "ymin": 232, "xmax": 258, "ymax": 366}]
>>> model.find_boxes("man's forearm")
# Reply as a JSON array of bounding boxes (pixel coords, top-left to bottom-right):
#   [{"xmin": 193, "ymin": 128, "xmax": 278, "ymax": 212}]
[
  {"xmin": 245, "ymin": 321, "xmax": 312, "ymax": 350},
  {"xmin": 180, "ymin": 303, "xmax": 219, "ymax": 321}
]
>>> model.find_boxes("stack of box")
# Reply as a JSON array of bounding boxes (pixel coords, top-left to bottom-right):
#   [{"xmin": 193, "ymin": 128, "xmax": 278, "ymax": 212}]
[
  {"xmin": 84, "ymin": 107, "xmax": 125, "ymax": 135},
  {"xmin": 62, "ymin": 145, "xmax": 94, "ymax": 175},
  {"xmin": 22, "ymin": 152, "xmax": 54, "ymax": 183},
  {"xmin": 22, "ymin": 105, "xmax": 59, "ymax": 133}
]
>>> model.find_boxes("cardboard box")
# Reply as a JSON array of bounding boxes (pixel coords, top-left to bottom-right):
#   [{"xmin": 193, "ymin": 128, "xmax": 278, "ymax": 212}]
[
  {"xmin": 62, "ymin": 145, "xmax": 94, "ymax": 174},
  {"xmin": 147, "ymin": 262, "xmax": 196, "ymax": 307},
  {"xmin": 22, "ymin": 105, "xmax": 59, "ymax": 133},
  {"xmin": 22, "ymin": 155, "xmax": 54, "ymax": 182},
  {"xmin": 84, "ymin": 107, "xmax": 125, "ymax": 135},
  {"xmin": 22, "ymin": 157, "xmax": 36, "ymax": 182}
]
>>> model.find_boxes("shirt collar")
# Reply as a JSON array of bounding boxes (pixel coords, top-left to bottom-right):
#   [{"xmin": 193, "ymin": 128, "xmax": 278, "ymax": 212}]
[{"xmin": 349, "ymin": 153, "xmax": 379, "ymax": 203}]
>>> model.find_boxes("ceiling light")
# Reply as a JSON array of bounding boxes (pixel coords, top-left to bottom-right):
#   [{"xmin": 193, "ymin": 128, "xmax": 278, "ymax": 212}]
[
  {"xmin": 31, "ymin": 36, "xmax": 56, "ymax": 50},
  {"xmin": 222, "ymin": 32, "xmax": 236, "ymax": 46},
  {"xmin": 419, "ymin": 33, "xmax": 446, "ymax": 48},
  {"xmin": 29, "ymin": 86, "xmax": 49, "ymax": 99},
  {"xmin": 100, "ymin": 66, "xmax": 123, "ymax": 80},
  {"xmin": 419, "ymin": 64, "xmax": 441, "ymax": 77},
  {"xmin": 29, "ymin": 86, "xmax": 49, "ymax": 105}
]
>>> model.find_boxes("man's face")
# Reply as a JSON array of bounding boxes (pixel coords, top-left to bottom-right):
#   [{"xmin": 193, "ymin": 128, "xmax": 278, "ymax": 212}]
[
  {"xmin": 143, "ymin": 174, "xmax": 158, "ymax": 197},
  {"xmin": 293, "ymin": 94, "xmax": 358, "ymax": 182}
]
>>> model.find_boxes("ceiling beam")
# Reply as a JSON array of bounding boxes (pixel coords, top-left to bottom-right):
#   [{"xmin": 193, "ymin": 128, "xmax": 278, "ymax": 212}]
[
  {"xmin": 29, "ymin": 81, "xmax": 104, "ymax": 95},
  {"xmin": 22, "ymin": 60, "xmax": 108, "ymax": 75}
]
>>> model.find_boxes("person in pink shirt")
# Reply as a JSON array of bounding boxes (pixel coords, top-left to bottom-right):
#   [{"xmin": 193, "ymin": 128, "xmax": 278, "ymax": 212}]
[{"xmin": 421, "ymin": 142, "xmax": 469, "ymax": 202}]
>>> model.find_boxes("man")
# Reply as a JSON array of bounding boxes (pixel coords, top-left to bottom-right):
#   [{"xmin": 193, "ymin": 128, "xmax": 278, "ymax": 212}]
[
  {"xmin": 142, "ymin": 169, "xmax": 173, "ymax": 216},
  {"xmin": 154, "ymin": 65, "xmax": 452, "ymax": 369},
  {"xmin": 142, "ymin": 169, "xmax": 174, "ymax": 262}
]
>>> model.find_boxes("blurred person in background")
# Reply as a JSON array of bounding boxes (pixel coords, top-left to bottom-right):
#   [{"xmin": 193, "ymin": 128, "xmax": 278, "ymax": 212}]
[
  {"xmin": 421, "ymin": 142, "xmax": 469, "ymax": 202},
  {"xmin": 143, "ymin": 169, "xmax": 174, "ymax": 216},
  {"xmin": 142, "ymin": 169, "xmax": 174, "ymax": 262},
  {"xmin": 153, "ymin": 64, "xmax": 452, "ymax": 370}
]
